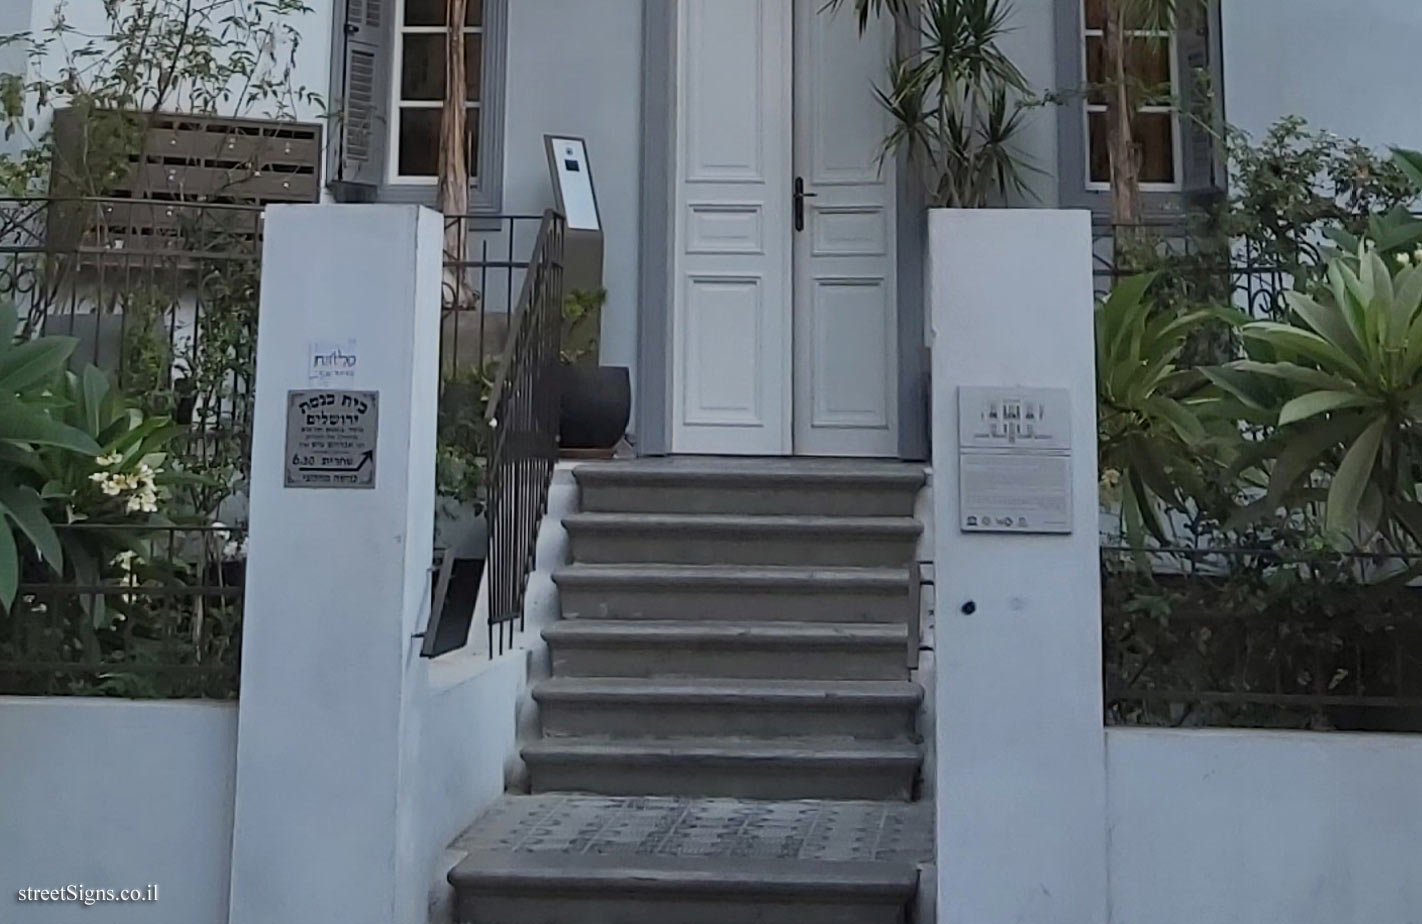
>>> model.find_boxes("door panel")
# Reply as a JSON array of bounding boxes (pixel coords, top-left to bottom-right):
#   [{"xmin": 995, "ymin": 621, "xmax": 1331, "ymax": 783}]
[
  {"xmin": 792, "ymin": 0, "xmax": 898, "ymax": 457},
  {"xmin": 669, "ymin": 0, "xmax": 897, "ymax": 457},
  {"xmin": 671, "ymin": 0, "xmax": 792, "ymax": 455}
]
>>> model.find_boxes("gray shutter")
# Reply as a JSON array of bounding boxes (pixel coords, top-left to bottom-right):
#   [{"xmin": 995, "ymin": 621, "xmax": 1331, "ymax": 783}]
[
  {"xmin": 334, "ymin": 0, "xmax": 390, "ymax": 199},
  {"xmin": 1178, "ymin": 3, "xmax": 1224, "ymax": 199}
]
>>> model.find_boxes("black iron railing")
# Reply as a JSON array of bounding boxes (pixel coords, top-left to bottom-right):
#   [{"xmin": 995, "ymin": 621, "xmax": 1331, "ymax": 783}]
[
  {"xmin": 0, "ymin": 196, "xmax": 265, "ymax": 515},
  {"xmin": 481, "ymin": 211, "xmax": 564, "ymax": 656},
  {"xmin": 0, "ymin": 524, "xmax": 245, "ymax": 698},
  {"xmin": 1091, "ymin": 218, "xmax": 1303, "ymax": 321},
  {"xmin": 1103, "ymin": 545, "xmax": 1422, "ymax": 732},
  {"xmin": 434, "ymin": 211, "xmax": 564, "ymax": 657}
]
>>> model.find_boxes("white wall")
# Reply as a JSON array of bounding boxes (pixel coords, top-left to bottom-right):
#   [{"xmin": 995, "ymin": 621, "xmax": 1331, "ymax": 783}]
[
  {"xmin": 998, "ymin": 0, "xmax": 1060, "ymax": 208},
  {"xmin": 1221, "ymin": 0, "xmax": 1422, "ymax": 153},
  {"xmin": 1108, "ymin": 728, "xmax": 1422, "ymax": 924},
  {"xmin": 502, "ymin": 0, "xmax": 644, "ymax": 383},
  {"xmin": 0, "ymin": 698, "xmax": 237, "ymax": 924},
  {"xmin": 930, "ymin": 209, "xmax": 1108, "ymax": 924}
]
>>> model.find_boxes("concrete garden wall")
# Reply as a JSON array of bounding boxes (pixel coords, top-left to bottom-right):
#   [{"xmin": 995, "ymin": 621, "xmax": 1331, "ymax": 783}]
[
  {"xmin": 1107, "ymin": 728, "xmax": 1422, "ymax": 924},
  {"xmin": 0, "ymin": 697, "xmax": 238, "ymax": 924}
]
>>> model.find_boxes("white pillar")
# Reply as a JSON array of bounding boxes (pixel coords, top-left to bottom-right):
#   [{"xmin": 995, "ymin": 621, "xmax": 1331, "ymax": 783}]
[
  {"xmin": 229, "ymin": 205, "xmax": 442, "ymax": 924},
  {"xmin": 928, "ymin": 209, "xmax": 1108, "ymax": 924}
]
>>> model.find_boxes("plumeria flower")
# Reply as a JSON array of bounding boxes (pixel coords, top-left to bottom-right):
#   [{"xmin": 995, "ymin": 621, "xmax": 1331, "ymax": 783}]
[
  {"xmin": 1398, "ymin": 252, "xmax": 1412, "ymax": 268},
  {"xmin": 95, "ymin": 452, "xmax": 124, "ymax": 467}
]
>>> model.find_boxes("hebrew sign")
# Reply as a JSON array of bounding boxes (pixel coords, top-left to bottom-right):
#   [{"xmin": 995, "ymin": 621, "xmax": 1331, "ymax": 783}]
[{"xmin": 284, "ymin": 389, "xmax": 379, "ymax": 489}]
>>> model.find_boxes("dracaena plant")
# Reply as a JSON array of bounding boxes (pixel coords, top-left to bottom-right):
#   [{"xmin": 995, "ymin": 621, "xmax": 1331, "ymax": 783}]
[
  {"xmin": 829, "ymin": 0, "xmax": 1039, "ymax": 207},
  {"xmin": 1096, "ymin": 273, "xmax": 1222, "ymax": 544},
  {"xmin": 1210, "ymin": 241, "xmax": 1422, "ymax": 548}
]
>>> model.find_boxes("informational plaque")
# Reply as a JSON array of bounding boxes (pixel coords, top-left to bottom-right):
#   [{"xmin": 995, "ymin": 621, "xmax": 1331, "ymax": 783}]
[
  {"xmin": 284, "ymin": 389, "xmax": 378, "ymax": 489},
  {"xmin": 958, "ymin": 386, "xmax": 1072, "ymax": 534}
]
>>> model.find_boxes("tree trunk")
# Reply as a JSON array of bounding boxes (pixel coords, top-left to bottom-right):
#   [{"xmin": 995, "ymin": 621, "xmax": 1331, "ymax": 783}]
[
  {"xmin": 1104, "ymin": 2, "xmax": 1141, "ymax": 230},
  {"xmin": 439, "ymin": 0, "xmax": 475, "ymax": 315}
]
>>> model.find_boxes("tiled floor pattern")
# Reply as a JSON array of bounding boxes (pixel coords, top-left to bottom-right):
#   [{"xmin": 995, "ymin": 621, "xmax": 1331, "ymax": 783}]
[{"xmin": 455, "ymin": 794, "xmax": 933, "ymax": 865}]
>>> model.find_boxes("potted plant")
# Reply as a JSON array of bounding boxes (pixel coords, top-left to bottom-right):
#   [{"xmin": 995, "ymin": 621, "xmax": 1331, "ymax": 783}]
[{"xmin": 557, "ymin": 287, "xmax": 630, "ymax": 454}]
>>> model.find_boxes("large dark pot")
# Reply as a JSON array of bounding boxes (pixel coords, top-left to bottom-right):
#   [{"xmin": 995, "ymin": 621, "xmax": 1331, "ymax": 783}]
[{"xmin": 558, "ymin": 364, "xmax": 630, "ymax": 450}]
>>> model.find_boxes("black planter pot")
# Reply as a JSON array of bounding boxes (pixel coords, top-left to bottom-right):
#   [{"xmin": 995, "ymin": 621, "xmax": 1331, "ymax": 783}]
[{"xmin": 558, "ymin": 364, "xmax": 630, "ymax": 450}]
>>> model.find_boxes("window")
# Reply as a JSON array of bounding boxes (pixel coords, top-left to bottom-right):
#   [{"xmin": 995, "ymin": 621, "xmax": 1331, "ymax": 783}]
[
  {"xmin": 1053, "ymin": 0, "xmax": 1223, "ymax": 212},
  {"xmin": 390, "ymin": 0, "xmax": 482, "ymax": 183},
  {"xmin": 332, "ymin": 0, "xmax": 505, "ymax": 211},
  {"xmin": 1081, "ymin": 0, "xmax": 1181, "ymax": 191}
]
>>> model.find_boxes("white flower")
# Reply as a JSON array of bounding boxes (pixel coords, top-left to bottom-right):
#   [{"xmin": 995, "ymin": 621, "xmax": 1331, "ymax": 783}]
[
  {"xmin": 111, "ymin": 549, "xmax": 140, "ymax": 569},
  {"xmin": 95, "ymin": 452, "xmax": 124, "ymax": 467},
  {"xmin": 1398, "ymin": 252, "xmax": 1412, "ymax": 268}
]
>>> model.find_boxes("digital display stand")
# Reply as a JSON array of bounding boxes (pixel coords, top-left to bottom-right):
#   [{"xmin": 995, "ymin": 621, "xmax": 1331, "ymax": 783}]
[{"xmin": 545, "ymin": 135, "xmax": 605, "ymax": 297}]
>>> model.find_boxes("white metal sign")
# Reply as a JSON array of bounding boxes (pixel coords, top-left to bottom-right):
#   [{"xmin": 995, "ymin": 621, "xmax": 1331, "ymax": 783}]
[
  {"xmin": 547, "ymin": 137, "xmax": 600, "ymax": 231},
  {"xmin": 957, "ymin": 386, "xmax": 1072, "ymax": 534},
  {"xmin": 284, "ymin": 389, "xmax": 378, "ymax": 489}
]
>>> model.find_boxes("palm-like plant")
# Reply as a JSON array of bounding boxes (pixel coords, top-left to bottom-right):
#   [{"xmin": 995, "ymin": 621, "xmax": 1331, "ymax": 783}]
[
  {"xmin": 831, "ymin": 0, "xmax": 1037, "ymax": 208},
  {"xmin": 1211, "ymin": 242, "xmax": 1422, "ymax": 547},
  {"xmin": 1096, "ymin": 273, "xmax": 1218, "ymax": 543}
]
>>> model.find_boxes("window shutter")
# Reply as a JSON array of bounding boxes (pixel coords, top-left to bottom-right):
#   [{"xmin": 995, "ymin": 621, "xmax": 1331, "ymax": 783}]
[
  {"xmin": 334, "ymin": 0, "xmax": 390, "ymax": 197},
  {"xmin": 1177, "ymin": 4, "xmax": 1224, "ymax": 199}
]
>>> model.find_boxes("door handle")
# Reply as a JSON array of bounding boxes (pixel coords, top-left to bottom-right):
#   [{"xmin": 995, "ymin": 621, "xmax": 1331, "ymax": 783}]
[{"xmin": 794, "ymin": 177, "xmax": 817, "ymax": 232}]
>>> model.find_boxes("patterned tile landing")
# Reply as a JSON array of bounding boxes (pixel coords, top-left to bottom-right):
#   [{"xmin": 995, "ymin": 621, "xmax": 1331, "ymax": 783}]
[{"xmin": 453, "ymin": 794, "xmax": 934, "ymax": 865}]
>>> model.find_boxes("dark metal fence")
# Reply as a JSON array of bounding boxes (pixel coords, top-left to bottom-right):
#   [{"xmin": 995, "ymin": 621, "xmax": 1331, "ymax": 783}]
[
  {"xmin": 0, "ymin": 524, "xmax": 245, "ymax": 698},
  {"xmin": 1103, "ymin": 546, "xmax": 1422, "ymax": 731},
  {"xmin": 435, "ymin": 211, "xmax": 564, "ymax": 657},
  {"xmin": 0, "ymin": 196, "xmax": 265, "ymax": 506},
  {"xmin": 1091, "ymin": 218, "xmax": 1300, "ymax": 321}
]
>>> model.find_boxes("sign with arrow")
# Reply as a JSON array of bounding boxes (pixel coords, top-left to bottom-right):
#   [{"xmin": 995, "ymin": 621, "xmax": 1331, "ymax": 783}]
[{"xmin": 284, "ymin": 389, "xmax": 379, "ymax": 489}]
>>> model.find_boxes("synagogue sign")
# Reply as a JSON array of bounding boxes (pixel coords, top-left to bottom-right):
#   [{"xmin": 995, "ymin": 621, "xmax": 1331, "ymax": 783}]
[
  {"xmin": 284, "ymin": 389, "xmax": 379, "ymax": 489},
  {"xmin": 957, "ymin": 386, "xmax": 1072, "ymax": 534}
]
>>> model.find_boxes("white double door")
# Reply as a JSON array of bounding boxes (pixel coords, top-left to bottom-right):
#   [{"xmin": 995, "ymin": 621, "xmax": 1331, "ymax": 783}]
[{"xmin": 672, "ymin": 0, "xmax": 899, "ymax": 457}]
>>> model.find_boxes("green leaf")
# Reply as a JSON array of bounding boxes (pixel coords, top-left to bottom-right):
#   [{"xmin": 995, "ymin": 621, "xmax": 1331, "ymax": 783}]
[
  {"xmin": 1394, "ymin": 147, "xmax": 1422, "ymax": 190},
  {"xmin": 1200, "ymin": 366, "xmax": 1276, "ymax": 411},
  {"xmin": 0, "ymin": 399, "xmax": 102, "ymax": 454},
  {"xmin": 1228, "ymin": 360, "xmax": 1356, "ymax": 394},
  {"xmin": 1265, "ymin": 413, "xmax": 1370, "ymax": 508},
  {"xmin": 1326, "ymin": 417, "xmax": 1387, "ymax": 536},
  {"xmin": 1144, "ymin": 396, "xmax": 1205, "ymax": 445},
  {"xmin": 1283, "ymin": 291, "xmax": 1365, "ymax": 366},
  {"xmin": 0, "ymin": 483, "xmax": 61, "ymax": 573},
  {"xmin": 1103, "ymin": 273, "xmax": 1156, "ymax": 362},
  {"xmin": 0, "ymin": 509, "xmax": 15, "ymax": 609},
  {"xmin": 0, "ymin": 336, "xmax": 76, "ymax": 395},
  {"xmin": 1279, "ymin": 390, "xmax": 1376, "ymax": 426},
  {"xmin": 0, "ymin": 300, "xmax": 17, "ymax": 353},
  {"xmin": 81, "ymin": 365, "xmax": 107, "ymax": 436},
  {"xmin": 1240, "ymin": 324, "xmax": 1366, "ymax": 380}
]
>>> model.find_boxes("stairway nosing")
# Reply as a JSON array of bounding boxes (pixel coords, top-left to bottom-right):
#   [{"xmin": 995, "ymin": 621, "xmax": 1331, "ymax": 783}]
[{"xmin": 535, "ymin": 676, "xmax": 920, "ymax": 696}]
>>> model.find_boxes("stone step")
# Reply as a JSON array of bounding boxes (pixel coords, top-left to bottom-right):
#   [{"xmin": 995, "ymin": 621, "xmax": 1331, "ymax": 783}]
[
  {"xmin": 574, "ymin": 458, "xmax": 925, "ymax": 517},
  {"xmin": 543, "ymin": 620, "xmax": 909, "ymax": 681},
  {"xmin": 522, "ymin": 738, "xmax": 921, "ymax": 800},
  {"xmin": 564, "ymin": 513, "xmax": 921, "ymax": 568},
  {"xmin": 534, "ymin": 678, "xmax": 923, "ymax": 740},
  {"xmin": 553, "ymin": 563, "xmax": 914, "ymax": 623},
  {"xmin": 450, "ymin": 852, "xmax": 918, "ymax": 924},
  {"xmin": 450, "ymin": 795, "xmax": 931, "ymax": 924}
]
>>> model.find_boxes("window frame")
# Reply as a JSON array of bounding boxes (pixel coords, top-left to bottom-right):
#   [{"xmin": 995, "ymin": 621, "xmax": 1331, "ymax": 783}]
[
  {"xmin": 1054, "ymin": 0, "xmax": 1224, "ymax": 216},
  {"xmin": 328, "ymin": 0, "xmax": 506, "ymax": 214},
  {"xmin": 1080, "ymin": 21, "xmax": 1184, "ymax": 194},
  {"xmin": 387, "ymin": 0, "xmax": 483, "ymax": 186}
]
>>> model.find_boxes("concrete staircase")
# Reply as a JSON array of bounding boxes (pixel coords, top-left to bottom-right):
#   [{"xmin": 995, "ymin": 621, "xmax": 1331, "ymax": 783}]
[{"xmin": 449, "ymin": 458, "xmax": 932, "ymax": 924}]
